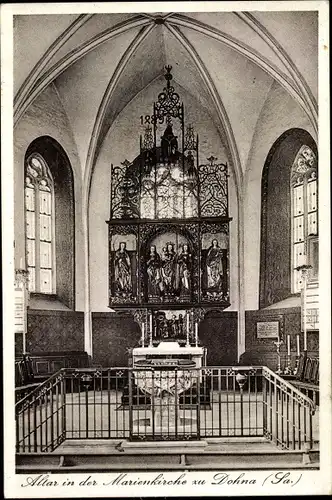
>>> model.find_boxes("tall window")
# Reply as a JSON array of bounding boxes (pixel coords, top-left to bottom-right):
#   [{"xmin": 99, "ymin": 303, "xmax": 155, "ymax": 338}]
[
  {"xmin": 25, "ymin": 154, "xmax": 56, "ymax": 294},
  {"xmin": 260, "ymin": 129, "xmax": 318, "ymax": 309},
  {"xmin": 291, "ymin": 145, "xmax": 318, "ymax": 292}
]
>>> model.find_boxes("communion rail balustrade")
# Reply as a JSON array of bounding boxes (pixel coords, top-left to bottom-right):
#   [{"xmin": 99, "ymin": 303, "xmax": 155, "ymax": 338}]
[{"xmin": 15, "ymin": 365, "xmax": 316, "ymax": 452}]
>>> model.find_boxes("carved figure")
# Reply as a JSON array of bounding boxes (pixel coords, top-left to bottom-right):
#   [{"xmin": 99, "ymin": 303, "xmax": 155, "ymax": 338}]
[
  {"xmin": 114, "ymin": 242, "xmax": 132, "ymax": 294},
  {"xmin": 206, "ymin": 239, "xmax": 224, "ymax": 291},
  {"xmin": 175, "ymin": 243, "xmax": 191, "ymax": 295},
  {"xmin": 178, "ymin": 314, "xmax": 184, "ymax": 337},
  {"xmin": 161, "ymin": 243, "xmax": 176, "ymax": 294},
  {"xmin": 161, "ymin": 124, "xmax": 178, "ymax": 161},
  {"xmin": 147, "ymin": 245, "xmax": 163, "ymax": 295}
]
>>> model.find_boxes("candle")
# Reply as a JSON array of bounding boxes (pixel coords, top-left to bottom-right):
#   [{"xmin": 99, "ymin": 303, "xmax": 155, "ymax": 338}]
[
  {"xmin": 195, "ymin": 322, "xmax": 198, "ymax": 346},
  {"xmin": 296, "ymin": 334, "xmax": 300, "ymax": 356},
  {"xmin": 141, "ymin": 322, "xmax": 145, "ymax": 347},
  {"xmin": 187, "ymin": 313, "xmax": 190, "ymax": 335},
  {"xmin": 287, "ymin": 335, "xmax": 291, "ymax": 356},
  {"xmin": 19, "ymin": 258, "xmax": 23, "ymax": 269}
]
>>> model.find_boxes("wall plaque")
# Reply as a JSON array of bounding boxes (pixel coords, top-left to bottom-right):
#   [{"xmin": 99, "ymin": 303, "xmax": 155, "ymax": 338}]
[
  {"xmin": 14, "ymin": 269, "xmax": 28, "ymax": 336},
  {"xmin": 14, "ymin": 287, "xmax": 25, "ymax": 333},
  {"xmin": 256, "ymin": 321, "xmax": 279, "ymax": 339}
]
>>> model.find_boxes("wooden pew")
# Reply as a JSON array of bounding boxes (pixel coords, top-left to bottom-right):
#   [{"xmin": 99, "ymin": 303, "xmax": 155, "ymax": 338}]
[
  {"xmin": 15, "ymin": 355, "xmax": 40, "ymax": 402},
  {"xmin": 289, "ymin": 353, "xmax": 319, "ymax": 405},
  {"xmin": 15, "ymin": 351, "xmax": 91, "ymax": 402},
  {"xmin": 27, "ymin": 351, "xmax": 91, "ymax": 383}
]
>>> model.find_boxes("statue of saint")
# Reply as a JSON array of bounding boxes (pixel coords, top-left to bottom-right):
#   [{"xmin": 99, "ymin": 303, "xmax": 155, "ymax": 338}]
[
  {"xmin": 178, "ymin": 314, "xmax": 184, "ymax": 337},
  {"xmin": 161, "ymin": 124, "xmax": 178, "ymax": 162},
  {"xmin": 175, "ymin": 243, "xmax": 191, "ymax": 295},
  {"xmin": 147, "ymin": 245, "xmax": 163, "ymax": 296},
  {"xmin": 206, "ymin": 239, "xmax": 224, "ymax": 291},
  {"xmin": 114, "ymin": 242, "xmax": 132, "ymax": 295},
  {"xmin": 161, "ymin": 243, "xmax": 176, "ymax": 294},
  {"xmin": 170, "ymin": 315, "xmax": 179, "ymax": 338}
]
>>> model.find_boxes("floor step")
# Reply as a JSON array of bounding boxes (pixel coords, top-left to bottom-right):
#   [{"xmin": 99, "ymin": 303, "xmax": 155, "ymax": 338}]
[{"xmin": 16, "ymin": 439, "xmax": 319, "ymax": 472}]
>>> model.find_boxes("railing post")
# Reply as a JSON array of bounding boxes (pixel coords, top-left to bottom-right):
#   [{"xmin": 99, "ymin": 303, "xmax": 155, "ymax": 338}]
[
  {"xmin": 309, "ymin": 409, "xmax": 313, "ymax": 450},
  {"xmin": 128, "ymin": 369, "xmax": 133, "ymax": 439},
  {"xmin": 50, "ymin": 381, "xmax": 54, "ymax": 450},
  {"xmin": 33, "ymin": 395, "xmax": 38, "ymax": 452},
  {"xmin": 151, "ymin": 368, "xmax": 155, "ymax": 440},
  {"xmin": 174, "ymin": 368, "xmax": 178, "ymax": 440},
  {"xmin": 197, "ymin": 369, "xmax": 201, "ymax": 440},
  {"xmin": 274, "ymin": 379, "xmax": 278, "ymax": 445},
  {"xmin": 235, "ymin": 372, "xmax": 247, "ymax": 437},
  {"xmin": 61, "ymin": 372, "xmax": 66, "ymax": 442},
  {"xmin": 84, "ymin": 378, "xmax": 89, "ymax": 438}
]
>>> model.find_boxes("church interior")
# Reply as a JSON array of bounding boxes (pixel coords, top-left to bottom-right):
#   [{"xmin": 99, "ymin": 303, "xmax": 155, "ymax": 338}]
[{"xmin": 13, "ymin": 9, "xmax": 321, "ymax": 470}]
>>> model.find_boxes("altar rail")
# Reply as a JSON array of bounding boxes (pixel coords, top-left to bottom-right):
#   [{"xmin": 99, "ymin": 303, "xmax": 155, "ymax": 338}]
[{"xmin": 15, "ymin": 366, "xmax": 316, "ymax": 452}]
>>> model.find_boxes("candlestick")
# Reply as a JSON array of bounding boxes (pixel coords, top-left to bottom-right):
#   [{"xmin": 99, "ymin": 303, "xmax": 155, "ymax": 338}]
[
  {"xmin": 195, "ymin": 322, "xmax": 198, "ymax": 347},
  {"xmin": 296, "ymin": 334, "xmax": 300, "ymax": 356},
  {"xmin": 273, "ymin": 339, "xmax": 283, "ymax": 375},
  {"xmin": 141, "ymin": 322, "xmax": 145, "ymax": 347},
  {"xmin": 186, "ymin": 321, "xmax": 190, "ymax": 347}
]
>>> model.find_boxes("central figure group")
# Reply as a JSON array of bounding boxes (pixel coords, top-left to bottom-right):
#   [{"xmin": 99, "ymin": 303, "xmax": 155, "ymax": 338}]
[{"xmin": 146, "ymin": 242, "xmax": 192, "ymax": 299}]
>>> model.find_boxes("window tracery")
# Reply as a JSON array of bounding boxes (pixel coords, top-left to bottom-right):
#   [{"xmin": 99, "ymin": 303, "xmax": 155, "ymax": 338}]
[
  {"xmin": 25, "ymin": 154, "xmax": 55, "ymax": 294},
  {"xmin": 291, "ymin": 145, "xmax": 318, "ymax": 292}
]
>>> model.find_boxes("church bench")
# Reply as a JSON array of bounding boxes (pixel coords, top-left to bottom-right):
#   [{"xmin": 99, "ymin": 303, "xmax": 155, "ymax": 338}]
[
  {"xmin": 287, "ymin": 354, "xmax": 319, "ymax": 405},
  {"xmin": 15, "ymin": 351, "xmax": 91, "ymax": 402},
  {"xmin": 15, "ymin": 355, "xmax": 40, "ymax": 403},
  {"xmin": 27, "ymin": 350, "xmax": 91, "ymax": 382}
]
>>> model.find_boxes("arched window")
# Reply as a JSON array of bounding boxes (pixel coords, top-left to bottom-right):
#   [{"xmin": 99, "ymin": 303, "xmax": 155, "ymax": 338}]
[
  {"xmin": 260, "ymin": 129, "xmax": 318, "ymax": 309},
  {"xmin": 291, "ymin": 145, "xmax": 318, "ymax": 292},
  {"xmin": 24, "ymin": 136, "xmax": 75, "ymax": 309},
  {"xmin": 25, "ymin": 154, "xmax": 56, "ymax": 294}
]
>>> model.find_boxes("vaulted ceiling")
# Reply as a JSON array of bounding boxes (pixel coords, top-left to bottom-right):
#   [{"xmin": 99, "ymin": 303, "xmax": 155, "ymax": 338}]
[{"xmin": 14, "ymin": 10, "xmax": 318, "ymax": 181}]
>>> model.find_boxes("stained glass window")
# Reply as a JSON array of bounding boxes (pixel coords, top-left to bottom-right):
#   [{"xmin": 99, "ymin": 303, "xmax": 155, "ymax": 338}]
[
  {"xmin": 25, "ymin": 154, "xmax": 55, "ymax": 293},
  {"xmin": 291, "ymin": 145, "xmax": 318, "ymax": 292}
]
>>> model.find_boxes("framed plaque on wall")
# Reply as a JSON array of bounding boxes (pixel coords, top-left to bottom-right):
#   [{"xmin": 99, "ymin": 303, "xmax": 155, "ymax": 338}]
[{"xmin": 255, "ymin": 314, "xmax": 284, "ymax": 339}]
